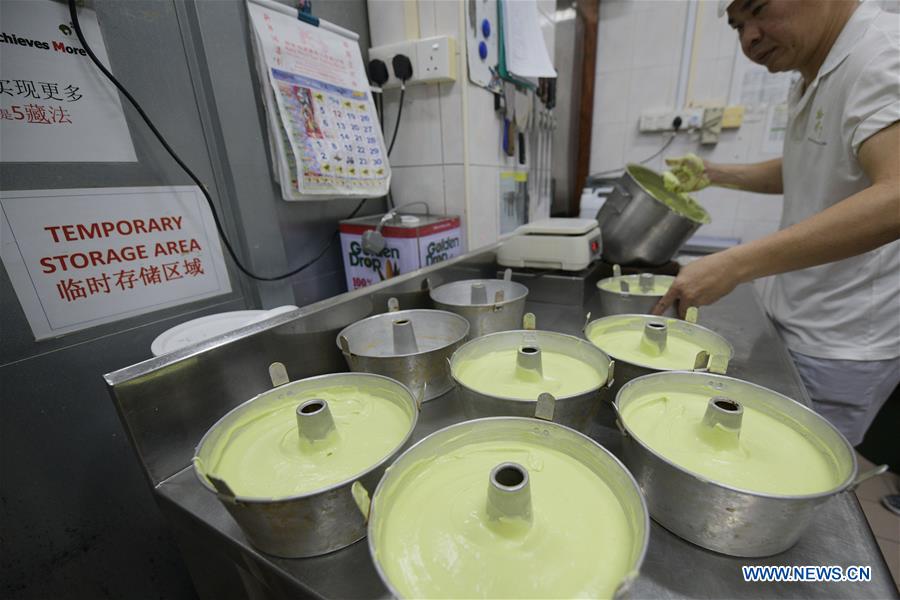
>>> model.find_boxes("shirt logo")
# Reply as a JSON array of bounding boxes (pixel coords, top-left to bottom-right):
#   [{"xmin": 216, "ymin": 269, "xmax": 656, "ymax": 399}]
[{"xmin": 807, "ymin": 107, "xmax": 827, "ymax": 146}]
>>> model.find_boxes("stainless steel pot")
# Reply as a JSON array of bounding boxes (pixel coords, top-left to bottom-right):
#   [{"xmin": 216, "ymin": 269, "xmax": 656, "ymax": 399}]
[
  {"xmin": 451, "ymin": 313, "xmax": 615, "ymax": 431},
  {"xmin": 583, "ymin": 309, "xmax": 732, "ymax": 395},
  {"xmin": 596, "ymin": 264, "xmax": 676, "ymax": 317},
  {"xmin": 192, "ymin": 370, "xmax": 419, "ymax": 558},
  {"xmin": 337, "ymin": 299, "xmax": 469, "ymax": 401},
  {"xmin": 611, "ymin": 372, "xmax": 886, "ymax": 557},
  {"xmin": 366, "ymin": 417, "xmax": 650, "ymax": 599},
  {"xmin": 429, "ymin": 269, "xmax": 529, "ymax": 338},
  {"xmin": 593, "ymin": 164, "xmax": 710, "ymax": 266}
]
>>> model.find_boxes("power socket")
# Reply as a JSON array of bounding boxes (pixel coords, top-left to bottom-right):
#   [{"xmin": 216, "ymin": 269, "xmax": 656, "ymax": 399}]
[
  {"xmin": 700, "ymin": 107, "xmax": 725, "ymax": 144},
  {"xmin": 638, "ymin": 108, "xmax": 703, "ymax": 132},
  {"xmin": 415, "ymin": 36, "xmax": 456, "ymax": 83},
  {"xmin": 368, "ymin": 36, "xmax": 456, "ymax": 88},
  {"xmin": 368, "ymin": 40, "xmax": 415, "ymax": 88}
]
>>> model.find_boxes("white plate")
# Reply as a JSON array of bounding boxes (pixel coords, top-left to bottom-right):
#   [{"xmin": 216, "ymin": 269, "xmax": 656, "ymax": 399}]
[{"xmin": 151, "ymin": 306, "xmax": 299, "ymax": 357}]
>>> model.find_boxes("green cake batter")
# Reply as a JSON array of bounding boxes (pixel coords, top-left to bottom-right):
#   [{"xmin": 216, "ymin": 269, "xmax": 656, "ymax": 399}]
[
  {"xmin": 628, "ymin": 165, "xmax": 711, "ymax": 224},
  {"xmin": 373, "ymin": 441, "xmax": 636, "ymax": 598},
  {"xmin": 195, "ymin": 385, "xmax": 412, "ymax": 498},
  {"xmin": 587, "ymin": 327, "xmax": 711, "ymax": 370},
  {"xmin": 454, "ymin": 349, "xmax": 604, "ymax": 398},
  {"xmin": 620, "ymin": 391, "xmax": 843, "ymax": 495}
]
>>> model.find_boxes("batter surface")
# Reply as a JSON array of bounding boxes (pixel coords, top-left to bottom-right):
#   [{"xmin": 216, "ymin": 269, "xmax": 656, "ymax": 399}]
[
  {"xmin": 454, "ymin": 349, "xmax": 604, "ymax": 398},
  {"xmin": 587, "ymin": 328, "xmax": 713, "ymax": 370},
  {"xmin": 195, "ymin": 385, "xmax": 411, "ymax": 498},
  {"xmin": 620, "ymin": 391, "xmax": 842, "ymax": 495},
  {"xmin": 629, "ymin": 166, "xmax": 710, "ymax": 223},
  {"xmin": 373, "ymin": 440, "xmax": 636, "ymax": 598}
]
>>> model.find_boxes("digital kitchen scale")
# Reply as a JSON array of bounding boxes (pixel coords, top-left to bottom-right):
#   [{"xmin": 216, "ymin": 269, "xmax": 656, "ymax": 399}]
[{"xmin": 497, "ymin": 218, "xmax": 602, "ymax": 271}]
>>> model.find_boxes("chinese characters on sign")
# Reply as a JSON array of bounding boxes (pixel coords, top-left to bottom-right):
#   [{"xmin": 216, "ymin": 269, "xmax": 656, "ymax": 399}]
[
  {"xmin": 0, "ymin": 187, "xmax": 231, "ymax": 340},
  {"xmin": 0, "ymin": 79, "xmax": 83, "ymax": 101},
  {"xmin": 0, "ymin": 0, "xmax": 136, "ymax": 162},
  {"xmin": 0, "ymin": 78, "xmax": 78, "ymax": 124}
]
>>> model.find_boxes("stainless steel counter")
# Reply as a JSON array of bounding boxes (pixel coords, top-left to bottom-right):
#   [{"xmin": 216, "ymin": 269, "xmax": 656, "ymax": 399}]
[{"xmin": 106, "ymin": 248, "xmax": 898, "ymax": 599}]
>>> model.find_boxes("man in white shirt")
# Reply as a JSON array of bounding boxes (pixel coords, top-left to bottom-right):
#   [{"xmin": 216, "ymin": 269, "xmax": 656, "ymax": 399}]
[{"xmin": 655, "ymin": 0, "xmax": 900, "ymax": 455}]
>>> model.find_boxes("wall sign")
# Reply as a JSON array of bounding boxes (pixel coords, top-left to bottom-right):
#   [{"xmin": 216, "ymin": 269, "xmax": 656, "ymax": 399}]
[
  {"xmin": 0, "ymin": 186, "xmax": 232, "ymax": 340},
  {"xmin": 0, "ymin": 0, "xmax": 136, "ymax": 162}
]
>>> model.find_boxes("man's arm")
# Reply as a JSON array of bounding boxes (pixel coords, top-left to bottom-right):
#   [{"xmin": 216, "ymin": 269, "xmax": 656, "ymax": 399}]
[
  {"xmin": 706, "ymin": 158, "xmax": 784, "ymax": 195},
  {"xmin": 654, "ymin": 122, "xmax": 900, "ymax": 317}
]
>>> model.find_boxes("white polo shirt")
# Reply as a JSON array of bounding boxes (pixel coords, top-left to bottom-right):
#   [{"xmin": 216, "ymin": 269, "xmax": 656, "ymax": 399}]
[{"xmin": 761, "ymin": 0, "xmax": 900, "ymax": 360}]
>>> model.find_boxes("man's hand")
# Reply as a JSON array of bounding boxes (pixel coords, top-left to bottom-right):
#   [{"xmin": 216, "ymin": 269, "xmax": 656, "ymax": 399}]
[
  {"xmin": 652, "ymin": 251, "xmax": 743, "ymax": 318},
  {"xmin": 663, "ymin": 153, "xmax": 711, "ymax": 193}
]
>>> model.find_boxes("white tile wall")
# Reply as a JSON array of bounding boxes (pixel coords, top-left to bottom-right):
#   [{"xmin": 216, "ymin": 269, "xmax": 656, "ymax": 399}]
[
  {"xmin": 467, "ymin": 165, "xmax": 501, "ymax": 249},
  {"xmin": 389, "ymin": 165, "xmax": 446, "ymax": 214},
  {"xmin": 625, "ymin": 65, "xmax": 678, "ymax": 125},
  {"xmin": 432, "ymin": 0, "xmax": 461, "ymax": 37},
  {"xmin": 416, "ymin": 0, "xmax": 437, "ymax": 37},
  {"xmin": 630, "ymin": 3, "xmax": 687, "ymax": 69},
  {"xmin": 438, "ymin": 82, "xmax": 464, "ymax": 164},
  {"xmin": 688, "ymin": 57, "xmax": 732, "ymax": 106},
  {"xmin": 590, "ymin": 122, "xmax": 628, "ymax": 173},
  {"xmin": 596, "ymin": 3, "xmax": 634, "ymax": 73},
  {"xmin": 443, "ymin": 165, "xmax": 468, "ymax": 251},
  {"xmin": 692, "ymin": 0, "xmax": 726, "ymax": 61},
  {"xmin": 624, "ymin": 129, "xmax": 670, "ymax": 173},
  {"xmin": 593, "ymin": 70, "xmax": 630, "ymax": 124},
  {"xmin": 702, "ymin": 129, "xmax": 750, "ymax": 162},
  {"xmin": 382, "ymin": 85, "xmax": 444, "ymax": 167},
  {"xmin": 367, "ymin": 0, "xmax": 407, "ymax": 46}
]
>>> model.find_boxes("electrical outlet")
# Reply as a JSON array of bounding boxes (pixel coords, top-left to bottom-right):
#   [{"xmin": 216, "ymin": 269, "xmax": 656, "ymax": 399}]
[
  {"xmin": 368, "ymin": 41, "xmax": 416, "ymax": 88},
  {"xmin": 638, "ymin": 109, "xmax": 704, "ymax": 132},
  {"xmin": 700, "ymin": 106, "xmax": 725, "ymax": 144},
  {"xmin": 369, "ymin": 36, "xmax": 456, "ymax": 88},
  {"xmin": 415, "ymin": 36, "xmax": 456, "ymax": 83}
]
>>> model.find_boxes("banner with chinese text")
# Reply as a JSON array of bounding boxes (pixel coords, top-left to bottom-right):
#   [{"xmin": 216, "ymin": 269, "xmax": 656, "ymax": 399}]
[
  {"xmin": 0, "ymin": 0, "xmax": 136, "ymax": 162},
  {"xmin": 0, "ymin": 186, "xmax": 231, "ymax": 340}
]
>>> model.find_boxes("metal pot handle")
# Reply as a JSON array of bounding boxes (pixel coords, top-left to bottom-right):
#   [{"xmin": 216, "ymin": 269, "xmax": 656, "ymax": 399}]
[
  {"xmin": 208, "ymin": 475, "xmax": 239, "ymax": 504},
  {"xmin": 268, "ymin": 362, "xmax": 290, "ymax": 388},
  {"xmin": 585, "ymin": 175, "xmax": 631, "ymax": 200},
  {"xmin": 849, "ymin": 464, "xmax": 889, "ymax": 491},
  {"xmin": 523, "ymin": 312, "xmax": 536, "ymax": 330},
  {"xmin": 535, "ymin": 392, "xmax": 556, "ymax": 421},
  {"xmin": 604, "ymin": 189, "xmax": 631, "ymax": 215},
  {"xmin": 685, "ymin": 306, "xmax": 699, "ymax": 324},
  {"xmin": 339, "ymin": 335, "xmax": 354, "ymax": 358},
  {"xmin": 608, "ymin": 398, "xmax": 628, "ymax": 437},
  {"xmin": 605, "ymin": 360, "xmax": 616, "ymax": 389},
  {"xmin": 351, "ymin": 480, "xmax": 371, "ymax": 522},
  {"xmin": 492, "ymin": 289, "xmax": 506, "ymax": 312}
]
